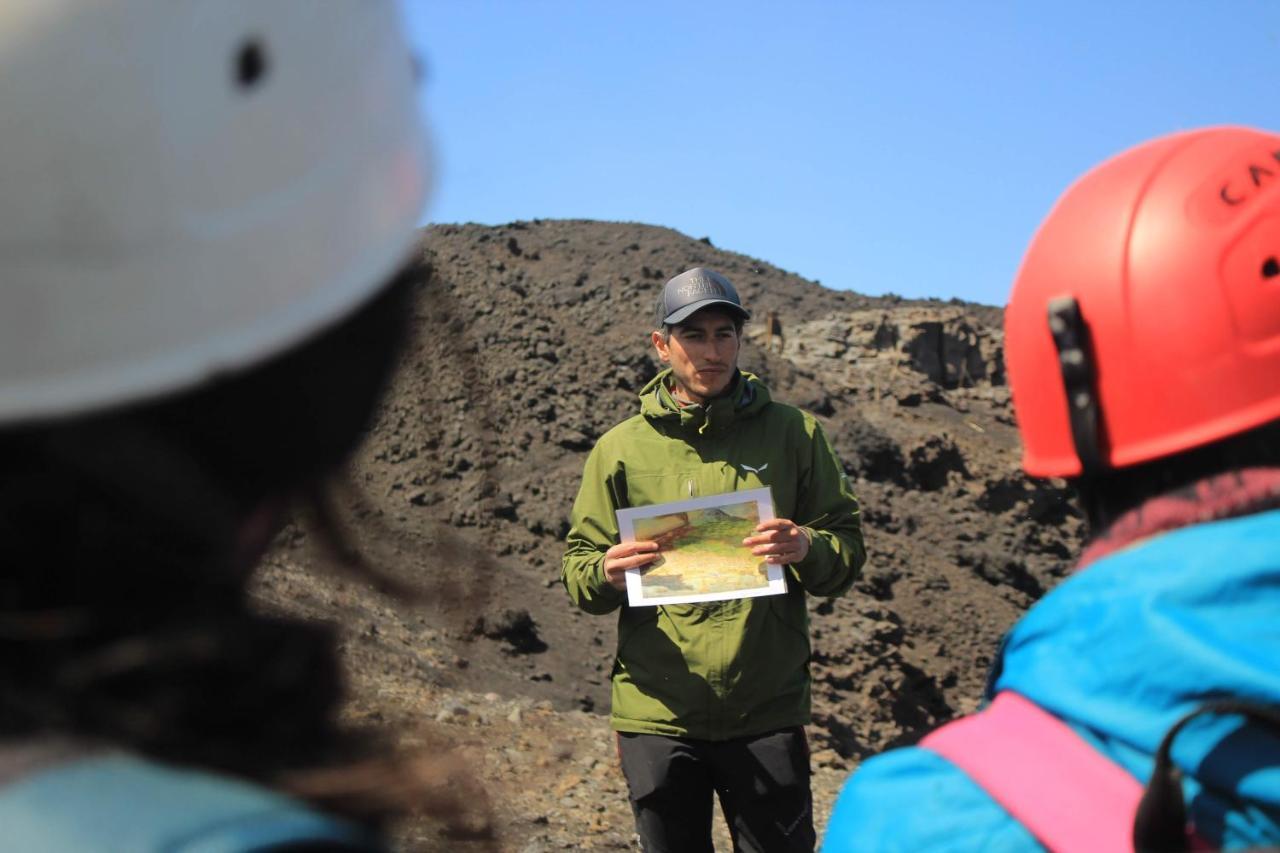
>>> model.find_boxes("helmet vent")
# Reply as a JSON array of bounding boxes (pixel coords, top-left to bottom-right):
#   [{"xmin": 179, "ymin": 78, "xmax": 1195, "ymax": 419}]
[
  {"xmin": 1262, "ymin": 256, "xmax": 1280, "ymax": 279},
  {"xmin": 234, "ymin": 38, "xmax": 269, "ymax": 91}
]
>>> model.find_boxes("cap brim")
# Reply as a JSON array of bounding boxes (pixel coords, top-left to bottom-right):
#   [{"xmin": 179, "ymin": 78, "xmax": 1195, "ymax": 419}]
[{"xmin": 662, "ymin": 299, "xmax": 752, "ymax": 326}]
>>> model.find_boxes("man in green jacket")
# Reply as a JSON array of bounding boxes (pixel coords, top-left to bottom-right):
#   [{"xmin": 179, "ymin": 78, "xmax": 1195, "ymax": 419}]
[{"xmin": 562, "ymin": 267, "xmax": 866, "ymax": 852}]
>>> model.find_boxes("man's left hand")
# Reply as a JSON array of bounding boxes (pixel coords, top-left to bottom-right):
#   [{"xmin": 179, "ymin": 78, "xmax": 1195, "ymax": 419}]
[{"xmin": 743, "ymin": 518, "xmax": 810, "ymax": 565}]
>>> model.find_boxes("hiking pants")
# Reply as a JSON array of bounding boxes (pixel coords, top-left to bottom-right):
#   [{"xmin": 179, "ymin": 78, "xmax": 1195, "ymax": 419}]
[{"xmin": 616, "ymin": 726, "xmax": 814, "ymax": 853}]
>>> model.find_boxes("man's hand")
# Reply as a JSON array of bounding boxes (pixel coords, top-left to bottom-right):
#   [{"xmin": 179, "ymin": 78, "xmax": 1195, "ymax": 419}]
[
  {"xmin": 743, "ymin": 518, "xmax": 810, "ymax": 565},
  {"xmin": 603, "ymin": 540, "xmax": 660, "ymax": 590}
]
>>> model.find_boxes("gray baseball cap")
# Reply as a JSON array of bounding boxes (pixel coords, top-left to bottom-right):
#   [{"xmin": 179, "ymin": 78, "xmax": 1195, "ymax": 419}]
[{"xmin": 656, "ymin": 267, "xmax": 751, "ymax": 327}]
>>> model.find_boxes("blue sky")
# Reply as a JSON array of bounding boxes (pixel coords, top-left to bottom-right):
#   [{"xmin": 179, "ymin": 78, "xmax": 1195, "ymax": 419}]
[{"xmin": 401, "ymin": 2, "xmax": 1280, "ymax": 306}]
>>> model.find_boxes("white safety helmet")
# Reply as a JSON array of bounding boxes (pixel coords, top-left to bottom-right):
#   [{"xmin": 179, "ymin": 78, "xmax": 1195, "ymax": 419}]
[{"xmin": 0, "ymin": 1, "xmax": 431, "ymax": 425}]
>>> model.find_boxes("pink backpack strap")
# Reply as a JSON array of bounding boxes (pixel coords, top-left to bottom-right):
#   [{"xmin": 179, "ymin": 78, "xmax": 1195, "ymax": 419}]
[{"xmin": 921, "ymin": 691, "xmax": 1142, "ymax": 853}]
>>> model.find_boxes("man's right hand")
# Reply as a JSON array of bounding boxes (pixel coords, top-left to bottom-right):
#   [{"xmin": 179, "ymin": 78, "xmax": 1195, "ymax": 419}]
[{"xmin": 603, "ymin": 540, "xmax": 660, "ymax": 590}]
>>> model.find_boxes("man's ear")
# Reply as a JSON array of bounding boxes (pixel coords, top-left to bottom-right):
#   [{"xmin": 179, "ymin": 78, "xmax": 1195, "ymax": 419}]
[{"xmin": 651, "ymin": 330, "xmax": 671, "ymax": 363}]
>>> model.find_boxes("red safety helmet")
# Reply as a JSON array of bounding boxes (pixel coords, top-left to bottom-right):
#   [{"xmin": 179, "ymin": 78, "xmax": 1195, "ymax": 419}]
[{"xmin": 1006, "ymin": 126, "xmax": 1280, "ymax": 478}]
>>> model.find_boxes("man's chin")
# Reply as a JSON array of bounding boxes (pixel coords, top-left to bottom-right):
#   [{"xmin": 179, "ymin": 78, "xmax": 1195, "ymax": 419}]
[
  {"xmin": 698, "ymin": 380, "xmax": 732, "ymax": 398},
  {"xmin": 672, "ymin": 371, "xmax": 733, "ymax": 403}
]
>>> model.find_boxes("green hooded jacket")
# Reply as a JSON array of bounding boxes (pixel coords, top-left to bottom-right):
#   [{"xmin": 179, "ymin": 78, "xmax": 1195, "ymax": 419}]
[{"xmin": 562, "ymin": 369, "xmax": 866, "ymax": 740}]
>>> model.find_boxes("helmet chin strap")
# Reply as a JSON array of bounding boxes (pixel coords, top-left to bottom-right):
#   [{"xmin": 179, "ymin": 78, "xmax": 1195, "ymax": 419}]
[{"xmin": 1047, "ymin": 296, "xmax": 1105, "ymax": 477}]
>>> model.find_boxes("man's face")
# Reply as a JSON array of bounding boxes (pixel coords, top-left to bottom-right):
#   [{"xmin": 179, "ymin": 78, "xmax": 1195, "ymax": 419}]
[{"xmin": 651, "ymin": 308, "xmax": 741, "ymax": 404}]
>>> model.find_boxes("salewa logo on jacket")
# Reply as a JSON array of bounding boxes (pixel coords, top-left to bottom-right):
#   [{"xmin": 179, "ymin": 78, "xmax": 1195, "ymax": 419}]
[{"xmin": 741, "ymin": 463, "xmax": 769, "ymax": 475}]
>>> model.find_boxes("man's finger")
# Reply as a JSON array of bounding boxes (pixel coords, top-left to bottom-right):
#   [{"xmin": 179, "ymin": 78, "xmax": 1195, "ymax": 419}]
[
  {"xmin": 608, "ymin": 540, "xmax": 659, "ymax": 558},
  {"xmin": 751, "ymin": 543, "xmax": 796, "ymax": 557},
  {"xmin": 608, "ymin": 542, "xmax": 656, "ymax": 556},
  {"xmin": 607, "ymin": 550, "xmax": 661, "ymax": 570},
  {"xmin": 742, "ymin": 528, "xmax": 799, "ymax": 546}
]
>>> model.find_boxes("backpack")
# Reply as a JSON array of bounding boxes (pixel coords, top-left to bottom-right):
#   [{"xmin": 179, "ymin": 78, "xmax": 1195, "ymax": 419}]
[{"xmin": 922, "ymin": 691, "xmax": 1280, "ymax": 852}]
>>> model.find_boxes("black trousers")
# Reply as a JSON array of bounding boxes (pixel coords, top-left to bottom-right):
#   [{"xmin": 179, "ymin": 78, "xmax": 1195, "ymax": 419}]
[{"xmin": 616, "ymin": 726, "xmax": 815, "ymax": 853}]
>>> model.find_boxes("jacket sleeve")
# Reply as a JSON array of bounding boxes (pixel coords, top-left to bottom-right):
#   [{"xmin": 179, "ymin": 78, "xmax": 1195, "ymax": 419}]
[
  {"xmin": 561, "ymin": 442, "xmax": 628, "ymax": 615},
  {"xmin": 790, "ymin": 418, "xmax": 866, "ymax": 597}
]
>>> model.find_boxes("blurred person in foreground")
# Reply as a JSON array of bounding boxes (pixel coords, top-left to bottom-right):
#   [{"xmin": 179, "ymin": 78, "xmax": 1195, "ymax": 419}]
[
  {"xmin": 824, "ymin": 127, "xmax": 1280, "ymax": 851},
  {"xmin": 0, "ymin": 2, "xmax": 469, "ymax": 849},
  {"xmin": 562, "ymin": 268, "xmax": 866, "ymax": 852}
]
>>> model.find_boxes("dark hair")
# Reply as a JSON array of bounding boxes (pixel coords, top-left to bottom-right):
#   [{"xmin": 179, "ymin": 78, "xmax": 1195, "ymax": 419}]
[
  {"xmin": 1073, "ymin": 418, "xmax": 1280, "ymax": 533},
  {"xmin": 0, "ymin": 262, "xmax": 488, "ymax": 834}
]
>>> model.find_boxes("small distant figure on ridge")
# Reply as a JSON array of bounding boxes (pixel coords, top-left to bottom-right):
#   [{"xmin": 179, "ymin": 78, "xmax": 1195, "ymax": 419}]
[{"xmin": 765, "ymin": 310, "xmax": 786, "ymax": 354}]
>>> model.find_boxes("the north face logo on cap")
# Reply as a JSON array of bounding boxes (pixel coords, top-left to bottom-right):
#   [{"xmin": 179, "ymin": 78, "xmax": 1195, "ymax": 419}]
[
  {"xmin": 658, "ymin": 268, "xmax": 748, "ymax": 325},
  {"xmin": 676, "ymin": 274, "xmax": 725, "ymax": 300}
]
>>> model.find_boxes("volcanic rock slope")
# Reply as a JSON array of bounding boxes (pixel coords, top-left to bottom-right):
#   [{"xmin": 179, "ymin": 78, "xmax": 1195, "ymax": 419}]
[{"xmin": 255, "ymin": 219, "xmax": 1084, "ymax": 850}]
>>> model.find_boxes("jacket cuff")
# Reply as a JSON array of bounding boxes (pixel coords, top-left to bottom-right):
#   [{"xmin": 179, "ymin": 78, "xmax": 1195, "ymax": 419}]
[
  {"xmin": 793, "ymin": 528, "xmax": 832, "ymax": 582},
  {"xmin": 592, "ymin": 555, "xmax": 625, "ymax": 603}
]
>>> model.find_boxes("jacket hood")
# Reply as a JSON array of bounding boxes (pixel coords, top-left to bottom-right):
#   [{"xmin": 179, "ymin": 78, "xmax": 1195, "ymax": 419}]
[{"xmin": 638, "ymin": 368, "xmax": 771, "ymax": 435}]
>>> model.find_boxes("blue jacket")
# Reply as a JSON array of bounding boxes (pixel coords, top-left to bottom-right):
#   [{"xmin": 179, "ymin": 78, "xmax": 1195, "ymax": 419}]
[
  {"xmin": 824, "ymin": 508, "xmax": 1280, "ymax": 851},
  {"xmin": 0, "ymin": 753, "xmax": 379, "ymax": 852}
]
